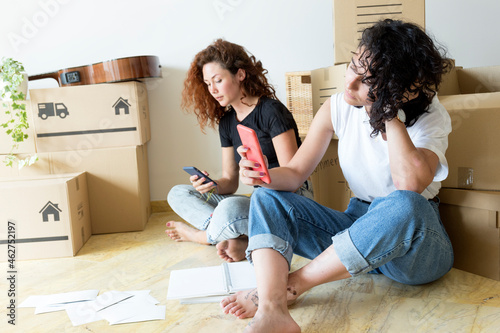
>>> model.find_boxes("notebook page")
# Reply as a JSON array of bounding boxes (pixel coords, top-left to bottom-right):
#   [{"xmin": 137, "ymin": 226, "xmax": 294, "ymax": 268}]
[{"xmin": 167, "ymin": 265, "xmax": 226, "ymax": 300}]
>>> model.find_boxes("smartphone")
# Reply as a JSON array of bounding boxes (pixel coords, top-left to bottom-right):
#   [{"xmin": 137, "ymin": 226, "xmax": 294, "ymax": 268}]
[
  {"xmin": 236, "ymin": 124, "xmax": 271, "ymax": 184},
  {"xmin": 183, "ymin": 166, "xmax": 217, "ymax": 185}
]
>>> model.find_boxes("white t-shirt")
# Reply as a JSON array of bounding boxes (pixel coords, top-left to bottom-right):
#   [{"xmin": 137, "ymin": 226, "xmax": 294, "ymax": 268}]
[{"xmin": 331, "ymin": 93, "xmax": 452, "ymax": 201}]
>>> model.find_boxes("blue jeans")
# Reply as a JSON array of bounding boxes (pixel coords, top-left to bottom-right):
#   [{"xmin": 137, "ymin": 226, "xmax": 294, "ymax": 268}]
[
  {"xmin": 246, "ymin": 188, "xmax": 454, "ymax": 285},
  {"xmin": 167, "ymin": 181, "xmax": 314, "ymax": 244}
]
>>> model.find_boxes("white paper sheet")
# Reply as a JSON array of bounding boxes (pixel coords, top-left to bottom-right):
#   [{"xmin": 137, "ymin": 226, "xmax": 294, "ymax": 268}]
[
  {"xmin": 65, "ymin": 301, "xmax": 104, "ymax": 326},
  {"xmin": 21, "ymin": 289, "xmax": 165, "ymax": 326},
  {"xmin": 19, "ymin": 290, "xmax": 99, "ymax": 308}
]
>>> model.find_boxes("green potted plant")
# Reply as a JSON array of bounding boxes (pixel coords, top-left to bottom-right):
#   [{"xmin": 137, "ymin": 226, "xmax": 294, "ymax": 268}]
[{"xmin": 0, "ymin": 57, "xmax": 37, "ymax": 167}]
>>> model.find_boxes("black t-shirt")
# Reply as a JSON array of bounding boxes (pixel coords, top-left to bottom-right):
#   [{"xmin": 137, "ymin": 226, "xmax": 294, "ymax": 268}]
[{"xmin": 219, "ymin": 97, "xmax": 301, "ymax": 169}]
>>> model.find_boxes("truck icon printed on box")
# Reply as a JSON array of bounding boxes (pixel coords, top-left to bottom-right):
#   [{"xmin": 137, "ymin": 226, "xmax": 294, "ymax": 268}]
[{"xmin": 38, "ymin": 103, "xmax": 69, "ymax": 120}]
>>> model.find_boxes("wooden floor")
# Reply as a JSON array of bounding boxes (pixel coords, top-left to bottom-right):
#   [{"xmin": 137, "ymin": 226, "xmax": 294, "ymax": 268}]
[{"xmin": 2, "ymin": 211, "xmax": 500, "ymax": 332}]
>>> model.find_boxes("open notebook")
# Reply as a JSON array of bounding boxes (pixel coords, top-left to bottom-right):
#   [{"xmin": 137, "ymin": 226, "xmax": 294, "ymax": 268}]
[{"xmin": 166, "ymin": 261, "xmax": 256, "ymax": 304}]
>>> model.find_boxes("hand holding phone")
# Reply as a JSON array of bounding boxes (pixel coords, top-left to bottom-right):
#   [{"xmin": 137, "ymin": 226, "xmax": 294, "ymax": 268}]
[
  {"xmin": 236, "ymin": 124, "xmax": 271, "ymax": 184},
  {"xmin": 183, "ymin": 166, "xmax": 217, "ymax": 185}
]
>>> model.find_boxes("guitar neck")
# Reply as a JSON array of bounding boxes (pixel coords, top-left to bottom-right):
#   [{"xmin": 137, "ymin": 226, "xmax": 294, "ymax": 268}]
[
  {"xmin": 27, "ymin": 55, "xmax": 161, "ymax": 87},
  {"xmin": 28, "ymin": 72, "xmax": 61, "ymax": 85}
]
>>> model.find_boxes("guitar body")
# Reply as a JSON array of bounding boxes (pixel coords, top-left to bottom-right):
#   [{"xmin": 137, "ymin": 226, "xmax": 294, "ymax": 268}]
[{"xmin": 28, "ymin": 55, "xmax": 162, "ymax": 87}]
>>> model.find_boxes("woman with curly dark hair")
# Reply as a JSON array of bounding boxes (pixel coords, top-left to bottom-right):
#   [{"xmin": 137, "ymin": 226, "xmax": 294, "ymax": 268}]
[
  {"xmin": 166, "ymin": 39, "xmax": 312, "ymax": 262},
  {"xmin": 221, "ymin": 20, "xmax": 454, "ymax": 332}
]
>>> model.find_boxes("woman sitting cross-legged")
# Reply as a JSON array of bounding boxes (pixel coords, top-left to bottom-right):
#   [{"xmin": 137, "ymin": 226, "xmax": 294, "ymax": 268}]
[{"xmin": 220, "ymin": 19, "xmax": 455, "ymax": 333}]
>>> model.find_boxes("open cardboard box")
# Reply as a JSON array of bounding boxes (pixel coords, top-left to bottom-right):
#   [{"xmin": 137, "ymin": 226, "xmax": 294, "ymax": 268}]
[
  {"xmin": 439, "ymin": 65, "xmax": 500, "ymax": 191},
  {"xmin": 438, "ymin": 188, "xmax": 500, "ymax": 280},
  {"xmin": 0, "ymin": 172, "xmax": 91, "ymax": 260}
]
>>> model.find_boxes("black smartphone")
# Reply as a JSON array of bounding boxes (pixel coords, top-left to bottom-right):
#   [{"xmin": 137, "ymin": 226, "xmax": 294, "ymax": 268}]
[{"xmin": 183, "ymin": 166, "xmax": 217, "ymax": 185}]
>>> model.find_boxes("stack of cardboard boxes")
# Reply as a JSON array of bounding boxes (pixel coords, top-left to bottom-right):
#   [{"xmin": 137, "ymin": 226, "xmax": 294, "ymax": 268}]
[
  {"xmin": 437, "ymin": 65, "xmax": 500, "ymax": 281},
  {"xmin": 286, "ymin": 0, "xmax": 425, "ymax": 212},
  {"xmin": 0, "ymin": 81, "xmax": 152, "ymax": 260},
  {"xmin": 286, "ymin": 1, "xmax": 500, "ymax": 281}
]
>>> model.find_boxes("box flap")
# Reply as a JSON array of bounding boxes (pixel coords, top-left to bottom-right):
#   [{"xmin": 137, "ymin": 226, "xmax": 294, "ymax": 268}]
[
  {"xmin": 440, "ymin": 92, "xmax": 500, "ymax": 111},
  {"xmin": 439, "ymin": 188, "xmax": 500, "ymax": 211},
  {"xmin": 457, "ymin": 66, "xmax": 500, "ymax": 94}
]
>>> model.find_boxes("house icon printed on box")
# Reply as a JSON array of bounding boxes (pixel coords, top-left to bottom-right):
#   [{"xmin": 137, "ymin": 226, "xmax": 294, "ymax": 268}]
[
  {"xmin": 39, "ymin": 201, "xmax": 62, "ymax": 222},
  {"xmin": 113, "ymin": 97, "xmax": 132, "ymax": 115}
]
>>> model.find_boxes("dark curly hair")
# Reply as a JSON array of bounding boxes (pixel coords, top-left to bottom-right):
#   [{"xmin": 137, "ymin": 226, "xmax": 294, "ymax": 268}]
[
  {"xmin": 181, "ymin": 39, "xmax": 278, "ymax": 132},
  {"xmin": 356, "ymin": 19, "xmax": 453, "ymax": 136}
]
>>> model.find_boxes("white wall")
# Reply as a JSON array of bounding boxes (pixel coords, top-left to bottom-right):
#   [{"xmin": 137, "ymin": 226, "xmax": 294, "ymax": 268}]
[{"xmin": 1, "ymin": 0, "xmax": 499, "ymax": 200}]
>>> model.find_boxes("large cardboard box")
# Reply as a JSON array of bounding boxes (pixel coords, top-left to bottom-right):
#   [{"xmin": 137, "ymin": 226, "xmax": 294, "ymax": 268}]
[
  {"xmin": 438, "ymin": 188, "xmax": 500, "ymax": 280},
  {"xmin": 311, "ymin": 64, "xmax": 347, "ymax": 116},
  {"xmin": 439, "ymin": 65, "xmax": 500, "ymax": 191},
  {"xmin": 0, "ymin": 101, "xmax": 36, "ymax": 154},
  {"xmin": 285, "ymin": 64, "xmax": 347, "ymax": 137},
  {"xmin": 332, "ymin": 0, "xmax": 425, "ymax": 64},
  {"xmin": 0, "ymin": 145, "xmax": 151, "ymax": 234},
  {"xmin": 310, "ymin": 139, "xmax": 352, "ymax": 211},
  {"xmin": 30, "ymin": 81, "xmax": 150, "ymax": 152},
  {"xmin": 0, "ymin": 172, "xmax": 91, "ymax": 261}
]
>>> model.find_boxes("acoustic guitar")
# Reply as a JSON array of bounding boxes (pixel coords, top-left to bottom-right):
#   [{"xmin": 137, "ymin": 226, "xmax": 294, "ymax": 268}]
[{"xmin": 28, "ymin": 55, "xmax": 162, "ymax": 87}]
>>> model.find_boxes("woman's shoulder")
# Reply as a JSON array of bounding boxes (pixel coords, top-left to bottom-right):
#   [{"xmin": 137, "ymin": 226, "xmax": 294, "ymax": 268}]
[{"xmin": 258, "ymin": 96, "xmax": 286, "ymax": 109}]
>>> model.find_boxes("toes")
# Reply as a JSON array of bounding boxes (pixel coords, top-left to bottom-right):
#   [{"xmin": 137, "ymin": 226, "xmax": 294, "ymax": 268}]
[
  {"xmin": 233, "ymin": 307, "xmax": 245, "ymax": 317},
  {"xmin": 220, "ymin": 294, "xmax": 236, "ymax": 308}
]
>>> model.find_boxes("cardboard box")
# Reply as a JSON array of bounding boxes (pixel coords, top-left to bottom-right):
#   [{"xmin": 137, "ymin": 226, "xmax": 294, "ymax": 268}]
[
  {"xmin": 332, "ymin": 0, "xmax": 425, "ymax": 64},
  {"xmin": 311, "ymin": 64, "xmax": 347, "ymax": 116},
  {"xmin": 0, "ymin": 101, "xmax": 36, "ymax": 154},
  {"xmin": 0, "ymin": 172, "xmax": 91, "ymax": 261},
  {"xmin": 0, "ymin": 145, "xmax": 151, "ymax": 234},
  {"xmin": 440, "ymin": 65, "xmax": 500, "ymax": 96},
  {"xmin": 285, "ymin": 64, "xmax": 347, "ymax": 137},
  {"xmin": 439, "ymin": 65, "xmax": 500, "ymax": 191},
  {"xmin": 438, "ymin": 188, "xmax": 500, "ymax": 280},
  {"xmin": 310, "ymin": 139, "xmax": 352, "ymax": 211},
  {"xmin": 30, "ymin": 81, "xmax": 150, "ymax": 152}
]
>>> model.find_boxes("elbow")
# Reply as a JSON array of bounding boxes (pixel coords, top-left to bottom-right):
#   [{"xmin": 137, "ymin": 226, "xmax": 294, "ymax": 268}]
[
  {"xmin": 393, "ymin": 172, "xmax": 434, "ymax": 194},
  {"xmin": 394, "ymin": 179, "xmax": 427, "ymax": 194}
]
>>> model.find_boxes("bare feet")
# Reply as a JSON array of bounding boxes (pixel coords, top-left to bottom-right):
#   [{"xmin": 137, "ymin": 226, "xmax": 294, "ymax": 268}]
[
  {"xmin": 220, "ymin": 284, "xmax": 300, "ymax": 319},
  {"xmin": 245, "ymin": 305, "xmax": 300, "ymax": 333},
  {"xmin": 165, "ymin": 221, "xmax": 210, "ymax": 245},
  {"xmin": 216, "ymin": 236, "xmax": 249, "ymax": 262}
]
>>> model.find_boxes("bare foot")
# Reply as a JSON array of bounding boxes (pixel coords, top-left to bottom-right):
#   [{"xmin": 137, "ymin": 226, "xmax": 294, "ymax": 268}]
[
  {"xmin": 220, "ymin": 284, "xmax": 300, "ymax": 319},
  {"xmin": 216, "ymin": 236, "xmax": 248, "ymax": 262},
  {"xmin": 245, "ymin": 306, "xmax": 300, "ymax": 333},
  {"xmin": 165, "ymin": 221, "xmax": 210, "ymax": 245}
]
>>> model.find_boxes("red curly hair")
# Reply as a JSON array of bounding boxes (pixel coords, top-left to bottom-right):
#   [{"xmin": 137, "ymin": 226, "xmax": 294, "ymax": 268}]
[{"xmin": 181, "ymin": 39, "xmax": 278, "ymax": 132}]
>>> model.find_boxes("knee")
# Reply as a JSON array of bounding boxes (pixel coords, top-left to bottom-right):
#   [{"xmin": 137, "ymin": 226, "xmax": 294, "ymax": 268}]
[
  {"xmin": 386, "ymin": 190, "xmax": 429, "ymax": 214},
  {"xmin": 217, "ymin": 197, "xmax": 250, "ymax": 214},
  {"xmin": 167, "ymin": 184, "xmax": 193, "ymax": 204}
]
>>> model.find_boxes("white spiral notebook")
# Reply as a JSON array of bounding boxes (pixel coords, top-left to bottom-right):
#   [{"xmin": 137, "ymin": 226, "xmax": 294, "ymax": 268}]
[{"xmin": 166, "ymin": 261, "xmax": 256, "ymax": 304}]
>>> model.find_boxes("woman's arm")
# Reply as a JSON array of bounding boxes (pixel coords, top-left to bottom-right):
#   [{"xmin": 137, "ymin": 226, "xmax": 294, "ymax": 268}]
[
  {"xmin": 215, "ymin": 146, "xmax": 240, "ymax": 194},
  {"xmin": 271, "ymin": 129, "xmax": 298, "ymax": 167},
  {"xmin": 190, "ymin": 147, "xmax": 239, "ymax": 195},
  {"xmin": 385, "ymin": 118, "xmax": 439, "ymax": 193},
  {"xmin": 239, "ymin": 98, "xmax": 335, "ymax": 191}
]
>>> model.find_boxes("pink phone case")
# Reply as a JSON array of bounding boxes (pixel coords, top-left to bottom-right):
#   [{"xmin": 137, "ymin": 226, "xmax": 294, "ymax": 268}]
[{"xmin": 236, "ymin": 124, "xmax": 271, "ymax": 184}]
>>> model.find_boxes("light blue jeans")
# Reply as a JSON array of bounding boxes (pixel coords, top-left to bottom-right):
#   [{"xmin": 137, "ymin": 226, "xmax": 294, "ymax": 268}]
[
  {"xmin": 166, "ymin": 181, "xmax": 314, "ymax": 244},
  {"xmin": 246, "ymin": 188, "xmax": 454, "ymax": 285}
]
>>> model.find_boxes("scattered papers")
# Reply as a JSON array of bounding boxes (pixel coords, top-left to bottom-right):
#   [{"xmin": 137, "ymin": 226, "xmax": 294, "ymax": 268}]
[{"xmin": 19, "ymin": 290, "xmax": 165, "ymax": 326}]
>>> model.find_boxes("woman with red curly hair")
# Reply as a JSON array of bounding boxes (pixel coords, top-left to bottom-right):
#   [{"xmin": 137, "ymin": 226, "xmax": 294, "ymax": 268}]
[{"xmin": 166, "ymin": 39, "xmax": 312, "ymax": 262}]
